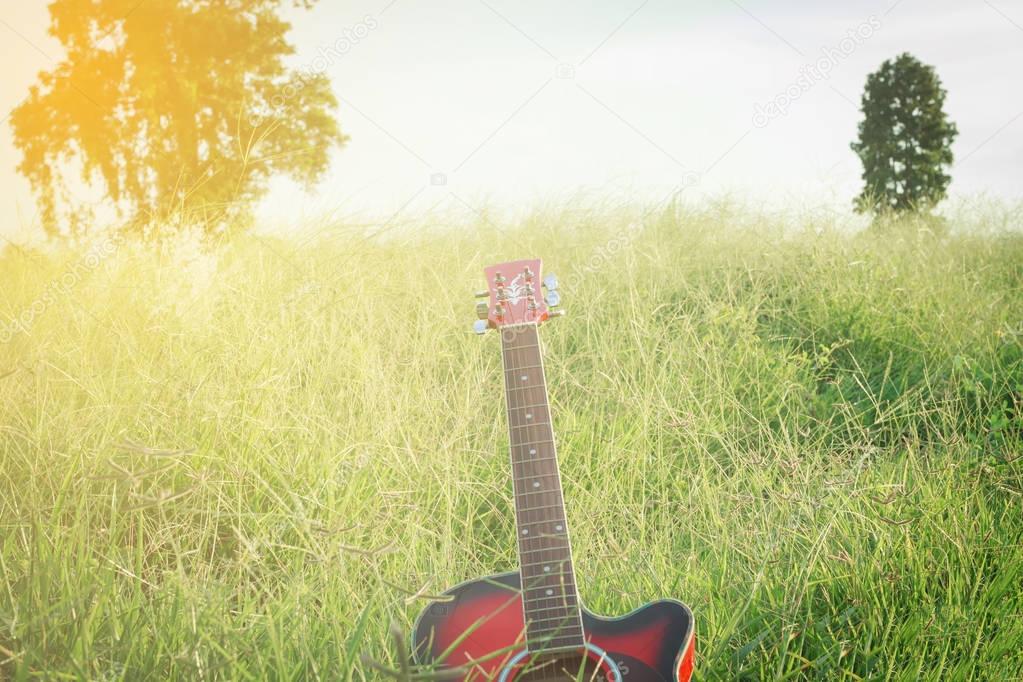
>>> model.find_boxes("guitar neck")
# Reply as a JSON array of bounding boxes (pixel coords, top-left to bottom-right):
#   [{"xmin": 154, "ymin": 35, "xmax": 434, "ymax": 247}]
[{"xmin": 499, "ymin": 323, "xmax": 584, "ymax": 649}]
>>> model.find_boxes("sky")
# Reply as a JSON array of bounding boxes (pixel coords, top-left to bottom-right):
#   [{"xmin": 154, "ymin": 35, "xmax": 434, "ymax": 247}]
[{"xmin": 1, "ymin": 0, "xmax": 1022, "ymax": 238}]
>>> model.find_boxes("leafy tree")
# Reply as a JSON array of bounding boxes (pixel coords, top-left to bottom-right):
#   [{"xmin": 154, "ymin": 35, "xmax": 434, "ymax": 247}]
[
  {"xmin": 11, "ymin": 0, "xmax": 346, "ymax": 235},
  {"xmin": 851, "ymin": 53, "xmax": 958, "ymax": 214}
]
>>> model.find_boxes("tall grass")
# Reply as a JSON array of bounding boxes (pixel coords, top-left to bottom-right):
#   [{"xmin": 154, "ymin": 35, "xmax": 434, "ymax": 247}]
[{"xmin": 1, "ymin": 205, "xmax": 1021, "ymax": 680}]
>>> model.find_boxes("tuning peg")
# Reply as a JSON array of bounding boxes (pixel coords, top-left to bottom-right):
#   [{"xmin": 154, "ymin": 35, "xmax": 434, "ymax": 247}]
[
  {"xmin": 542, "ymin": 273, "xmax": 558, "ymax": 290},
  {"xmin": 474, "ymin": 289, "xmax": 489, "ymax": 298},
  {"xmin": 476, "ymin": 301, "xmax": 489, "ymax": 319},
  {"xmin": 545, "ymin": 289, "xmax": 561, "ymax": 307},
  {"xmin": 473, "ymin": 319, "xmax": 489, "ymax": 335}
]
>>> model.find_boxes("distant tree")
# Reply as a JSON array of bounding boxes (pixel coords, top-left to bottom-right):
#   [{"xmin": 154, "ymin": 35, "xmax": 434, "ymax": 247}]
[
  {"xmin": 851, "ymin": 53, "xmax": 958, "ymax": 214},
  {"xmin": 11, "ymin": 0, "xmax": 346, "ymax": 235}
]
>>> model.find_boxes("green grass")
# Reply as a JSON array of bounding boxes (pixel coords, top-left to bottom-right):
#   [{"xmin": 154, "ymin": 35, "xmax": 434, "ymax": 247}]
[{"xmin": 1, "ymin": 205, "xmax": 1022, "ymax": 680}]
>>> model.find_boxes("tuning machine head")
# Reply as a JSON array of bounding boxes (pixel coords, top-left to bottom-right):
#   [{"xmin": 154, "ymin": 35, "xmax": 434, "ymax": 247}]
[{"xmin": 541, "ymin": 272, "xmax": 561, "ymax": 308}]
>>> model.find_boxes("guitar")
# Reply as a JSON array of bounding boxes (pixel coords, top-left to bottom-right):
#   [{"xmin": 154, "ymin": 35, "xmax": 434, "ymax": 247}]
[{"xmin": 411, "ymin": 259, "xmax": 695, "ymax": 681}]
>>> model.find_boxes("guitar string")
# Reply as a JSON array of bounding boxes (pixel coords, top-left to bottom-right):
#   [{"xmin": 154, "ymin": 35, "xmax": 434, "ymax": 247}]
[{"xmin": 501, "ymin": 322, "xmax": 584, "ymax": 645}]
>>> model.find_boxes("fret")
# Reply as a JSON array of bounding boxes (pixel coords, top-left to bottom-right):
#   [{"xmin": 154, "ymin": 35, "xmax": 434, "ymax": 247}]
[
  {"xmin": 519, "ymin": 552, "xmax": 576, "ymax": 564},
  {"xmin": 508, "ymin": 404, "xmax": 548, "ymax": 414},
  {"xmin": 509, "ymin": 439, "xmax": 552, "ymax": 449},
  {"xmin": 508, "ymin": 415, "xmax": 550, "ymax": 425},
  {"xmin": 524, "ymin": 634, "xmax": 586, "ymax": 648},
  {"xmin": 525, "ymin": 614, "xmax": 584, "ymax": 626},
  {"xmin": 520, "ymin": 558, "xmax": 573, "ymax": 569},
  {"xmin": 508, "ymin": 421, "xmax": 552, "ymax": 431},
  {"xmin": 511, "ymin": 461, "xmax": 556, "ymax": 471},
  {"xmin": 509, "ymin": 456, "xmax": 556, "ymax": 466},
  {"xmin": 502, "ymin": 344, "xmax": 541, "ymax": 354},
  {"xmin": 516, "ymin": 519, "xmax": 568, "ymax": 529},
  {"xmin": 519, "ymin": 527, "xmax": 568, "ymax": 539},
  {"xmin": 525, "ymin": 632, "xmax": 585, "ymax": 643},
  {"xmin": 523, "ymin": 641, "xmax": 586, "ymax": 655},
  {"xmin": 519, "ymin": 547, "xmax": 571, "ymax": 557},
  {"xmin": 512, "ymin": 471, "xmax": 561, "ymax": 481},
  {"xmin": 519, "ymin": 552, "xmax": 571, "ymax": 561},
  {"xmin": 506, "ymin": 384, "xmax": 545, "ymax": 392},
  {"xmin": 523, "ymin": 585, "xmax": 578, "ymax": 597},
  {"xmin": 518, "ymin": 542, "xmax": 570, "ymax": 549},
  {"xmin": 519, "ymin": 554, "xmax": 572, "ymax": 564},
  {"xmin": 521, "ymin": 577, "xmax": 575, "ymax": 590},
  {"xmin": 519, "ymin": 551, "xmax": 570, "ymax": 559},
  {"xmin": 516, "ymin": 521, "xmax": 568, "ymax": 531},
  {"xmin": 522, "ymin": 598, "xmax": 580, "ymax": 609},
  {"xmin": 523, "ymin": 588, "xmax": 581, "ymax": 601},
  {"xmin": 522, "ymin": 587, "xmax": 577, "ymax": 597},
  {"xmin": 524, "ymin": 616, "xmax": 581, "ymax": 629},
  {"xmin": 519, "ymin": 558, "xmax": 572, "ymax": 568},
  {"xmin": 522, "ymin": 589, "xmax": 578, "ymax": 600},
  {"xmin": 511, "ymin": 496, "xmax": 568, "ymax": 507},
  {"xmin": 514, "ymin": 502, "xmax": 567, "ymax": 513},
  {"xmin": 508, "ymin": 406, "xmax": 550, "ymax": 415},
  {"xmin": 524, "ymin": 637, "xmax": 584, "ymax": 650},
  {"xmin": 513, "ymin": 491, "xmax": 565, "ymax": 499},
  {"xmin": 515, "ymin": 520, "xmax": 568, "ymax": 532},
  {"xmin": 503, "ymin": 363, "xmax": 544, "ymax": 373},
  {"xmin": 513, "ymin": 494, "xmax": 563, "ymax": 506},
  {"xmin": 511, "ymin": 445, "xmax": 553, "ymax": 456},
  {"xmin": 519, "ymin": 553, "xmax": 572, "ymax": 562},
  {"xmin": 524, "ymin": 606, "xmax": 580, "ymax": 618},
  {"xmin": 506, "ymin": 402, "xmax": 551, "ymax": 411},
  {"xmin": 511, "ymin": 458, "xmax": 558, "ymax": 467},
  {"xmin": 522, "ymin": 578, "xmax": 575, "ymax": 587},
  {"xmin": 513, "ymin": 482, "xmax": 562, "ymax": 494},
  {"xmin": 523, "ymin": 556, "xmax": 572, "ymax": 568}
]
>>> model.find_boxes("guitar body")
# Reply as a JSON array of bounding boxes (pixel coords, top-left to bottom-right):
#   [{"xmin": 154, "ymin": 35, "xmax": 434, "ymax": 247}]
[{"xmin": 412, "ymin": 572, "xmax": 695, "ymax": 681}]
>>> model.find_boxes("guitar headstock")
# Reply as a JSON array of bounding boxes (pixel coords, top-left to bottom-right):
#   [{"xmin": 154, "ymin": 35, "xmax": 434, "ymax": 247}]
[{"xmin": 473, "ymin": 259, "xmax": 562, "ymax": 333}]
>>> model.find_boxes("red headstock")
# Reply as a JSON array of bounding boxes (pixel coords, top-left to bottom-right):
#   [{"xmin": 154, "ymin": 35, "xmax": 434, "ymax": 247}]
[{"xmin": 474, "ymin": 259, "xmax": 561, "ymax": 332}]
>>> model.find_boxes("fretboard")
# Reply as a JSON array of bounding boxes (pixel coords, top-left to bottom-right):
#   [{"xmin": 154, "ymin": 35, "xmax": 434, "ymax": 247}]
[{"xmin": 500, "ymin": 323, "xmax": 584, "ymax": 650}]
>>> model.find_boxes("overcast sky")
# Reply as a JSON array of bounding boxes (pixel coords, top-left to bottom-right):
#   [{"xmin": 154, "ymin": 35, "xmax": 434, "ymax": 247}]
[{"xmin": 2, "ymin": 0, "xmax": 1021, "ymax": 238}]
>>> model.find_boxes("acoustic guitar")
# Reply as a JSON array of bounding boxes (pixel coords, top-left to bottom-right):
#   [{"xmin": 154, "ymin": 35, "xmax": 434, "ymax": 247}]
[{"xmin": 412, "ymin": 259, "xmax": 695, "ymax": 681}]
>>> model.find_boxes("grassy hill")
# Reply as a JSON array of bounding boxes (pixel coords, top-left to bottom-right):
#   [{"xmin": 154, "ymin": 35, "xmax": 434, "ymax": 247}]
[{"xmin": 1, "ymin": 205, "xmax": 1021, "ymax": 679}]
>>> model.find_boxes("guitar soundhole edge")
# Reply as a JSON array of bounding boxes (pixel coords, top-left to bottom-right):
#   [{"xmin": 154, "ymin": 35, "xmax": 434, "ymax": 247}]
[{"xmin": 511, "ymin": 651, "xmax": 610, "ymax": 682}]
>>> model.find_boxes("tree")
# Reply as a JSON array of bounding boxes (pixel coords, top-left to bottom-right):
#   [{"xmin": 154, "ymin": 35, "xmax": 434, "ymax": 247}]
[
  {"xmin": 851, "ymin": 52, "xmax": 957, "ymax": 214},
  {"xmin": 11, "ymin": 0, "xmax": 346, "ymax": 235}
]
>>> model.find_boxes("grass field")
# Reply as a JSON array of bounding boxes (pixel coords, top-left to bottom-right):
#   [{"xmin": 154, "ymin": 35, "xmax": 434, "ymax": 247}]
[{"xmin": 1, "ymin": 204, "xmax": 1022, "ymax": 680}]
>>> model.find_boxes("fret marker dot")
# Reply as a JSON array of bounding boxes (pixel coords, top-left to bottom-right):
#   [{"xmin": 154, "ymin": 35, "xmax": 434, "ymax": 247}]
[
  {"xmin": 545, "ymin": 589, "xmax": 554, "ymax": 596},
  {"xmin": 533, "ymin": 481, "xmax": 540, "ymax": 488},
  {"xmin": 520, "ymin": 375, "xmax": 528, "ymax": 381},
  {"xmin": 522, "ymin": 529, "xmax": 528, "ymax": 535},
  {"xmin": 543, "ymin": 565, "xmax": 551, "ymax": 572},
  {"xmin": 526, "ymin": 413, "xmax": 533, "ymax": 420},
  {"xmin": 529, "ymin": 448, "xmax": 536, "ymax": 455},
  {"xmin": 555, "ymin": 524, "xmax": 563, "ymax": 531}
]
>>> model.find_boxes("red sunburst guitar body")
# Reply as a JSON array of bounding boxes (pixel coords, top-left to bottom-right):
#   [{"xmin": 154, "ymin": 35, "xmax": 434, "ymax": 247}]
[{"xmin": 411, "ymin": 259, "xmax": 695, "ymax": 681}]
